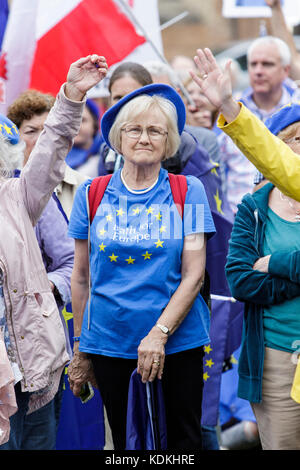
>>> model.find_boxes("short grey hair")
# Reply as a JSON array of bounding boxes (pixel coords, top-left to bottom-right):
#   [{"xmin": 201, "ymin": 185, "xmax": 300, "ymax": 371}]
[
  {"xmin": 143, "ymin": 60, "xmax": 179, "ymax": 87},
  {"xmin": 108, "ymin": 94, "xmax": 181, "ymax": 160},
  {"xmin": 0, "ymin": 133, "xmax": 25, "ymax": 178},
  {"xmin": 247, "ymin": 35, "xmax": 291, "ymax": 67}
]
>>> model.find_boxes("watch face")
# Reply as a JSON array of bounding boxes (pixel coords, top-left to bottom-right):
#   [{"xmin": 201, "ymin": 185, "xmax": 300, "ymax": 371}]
[{"xmin": 157, "ymin": 323, "xmax": 168, "ymax": 334}]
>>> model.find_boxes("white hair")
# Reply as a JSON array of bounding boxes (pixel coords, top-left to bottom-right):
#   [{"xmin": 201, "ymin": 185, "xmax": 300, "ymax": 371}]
[
  {"xmin": 247, "ymin": 35, "xmax": 291, "ymax": 67},
  {"xmin": 0, "ymin": 133, "xmax": 25, "ymax": 179},
  {"xmin": 143, "ymin": 60, "xmax": 180, "ymax": 87},
  {"xmin": 108, "ymin": 94, "xmax": 181, "ymax": 159}
]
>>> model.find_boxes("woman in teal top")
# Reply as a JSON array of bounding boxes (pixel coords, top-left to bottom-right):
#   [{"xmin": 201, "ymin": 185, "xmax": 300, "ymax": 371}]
[
  {"xmin": 262, "ymin": 206, "xmax": 300, "ymax": 352},
  {"xmin": 188, "ymin": 46, "xmax": 300, "ymax": 450},
  {"xmin": 67, "ymin": 83, "xmax": 216, "ymax": 450},
  {"xmin": 225, "ymin": 105, "xmax": 300, "ymax": 450}
]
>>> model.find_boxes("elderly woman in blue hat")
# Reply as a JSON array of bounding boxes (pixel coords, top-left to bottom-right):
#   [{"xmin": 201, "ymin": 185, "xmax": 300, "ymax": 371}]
[
  {"xmin": 67, "ymin": 83, "xmax": 216, "ymax": 450},
  {"xmin": 191, "ymin": 48, "xmax": 300, "ymax": 450}
]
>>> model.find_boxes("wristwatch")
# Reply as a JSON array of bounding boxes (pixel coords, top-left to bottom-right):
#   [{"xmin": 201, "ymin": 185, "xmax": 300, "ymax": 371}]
[{"xmin": 156, "ymin": 323, "xmax": 170, "ymax": 336}]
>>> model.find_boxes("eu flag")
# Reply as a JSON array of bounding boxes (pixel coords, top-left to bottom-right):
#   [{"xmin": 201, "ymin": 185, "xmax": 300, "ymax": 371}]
[
  {"xmin": 186, "ymin": 154, "xmax": 244, "ymax": 427},
  {"xmin": 56, "ymin": 305, "xmax": 105, "ymax": 450}
]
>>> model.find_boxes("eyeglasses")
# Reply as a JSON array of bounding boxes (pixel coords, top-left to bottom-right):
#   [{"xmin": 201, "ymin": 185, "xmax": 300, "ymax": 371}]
[{"xmin": 121, "ymin": 125, "xmax": 168, "ymax": 140}]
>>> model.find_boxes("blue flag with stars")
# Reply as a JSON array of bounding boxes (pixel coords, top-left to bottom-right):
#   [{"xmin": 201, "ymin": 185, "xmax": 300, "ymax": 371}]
[
  {"xmin": 202, "ymin": 210, "xmax": 244, "ymax": 427},
  {"xmin": 56, "ymin": 304, "xmax": 106, "ymax": 450},
  {"xmin": 182, "ymin": 145, "xmax": 244, "ymax": 427}
]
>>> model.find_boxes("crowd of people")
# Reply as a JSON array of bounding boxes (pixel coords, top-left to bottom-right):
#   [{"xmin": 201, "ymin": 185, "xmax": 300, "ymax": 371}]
[{"xmin": 1, "ymin": 0, "xmax": 300, "ymax": 452}]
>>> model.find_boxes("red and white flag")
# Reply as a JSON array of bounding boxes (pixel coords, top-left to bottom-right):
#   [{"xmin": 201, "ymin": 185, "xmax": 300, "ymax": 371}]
[
  {"xmin": 0, "ymin": 0, "xmax": 152, "ymax": 113},
  {"xmin": 0, "ymin": 1, "xmax": 38, "ymax": 111}
]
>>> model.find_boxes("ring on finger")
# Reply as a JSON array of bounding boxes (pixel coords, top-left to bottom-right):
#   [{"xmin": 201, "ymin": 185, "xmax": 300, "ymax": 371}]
[
  {"xmin": 153, "ymin": 360, "xmax": 160, "ymax": 366},
  {"xmin": 201, "ymin": 73, "xmax": 208, "ymax": 80}
]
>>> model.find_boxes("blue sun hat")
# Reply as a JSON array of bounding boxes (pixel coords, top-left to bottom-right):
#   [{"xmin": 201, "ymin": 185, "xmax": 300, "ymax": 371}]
[
  {"xmin": 265, "ymin": 102, "xmax": 300, "ymax": 135},
  {"xmin": 101, "ymin": 83, "xmax": 186, "ymax": 149},
  {"xmin": 0, "ymin": 113, "xmax": 19, "ymax": 145}
]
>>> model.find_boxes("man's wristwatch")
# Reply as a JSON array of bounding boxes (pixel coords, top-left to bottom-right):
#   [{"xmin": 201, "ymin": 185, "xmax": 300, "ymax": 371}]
[{"xmin": 156, "ymin": 323, "xmax": 170, "ymax": 336}]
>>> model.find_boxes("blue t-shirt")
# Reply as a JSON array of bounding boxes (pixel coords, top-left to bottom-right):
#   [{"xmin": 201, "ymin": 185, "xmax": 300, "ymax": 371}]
[{"xmin": 68, "ymin": 168, "xmax": 216, "ymax": 359}]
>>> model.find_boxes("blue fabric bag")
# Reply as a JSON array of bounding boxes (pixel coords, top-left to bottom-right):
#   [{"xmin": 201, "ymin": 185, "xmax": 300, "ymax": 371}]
[{"xmin": 126, "ymin": 369, "xmax": 167, "ymax": 450}]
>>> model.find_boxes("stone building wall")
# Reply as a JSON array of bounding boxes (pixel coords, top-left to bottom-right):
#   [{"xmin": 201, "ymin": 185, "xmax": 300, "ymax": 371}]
[{"xmin": 158, "ymin": 0, "xmax": 271, "ymax": 61}]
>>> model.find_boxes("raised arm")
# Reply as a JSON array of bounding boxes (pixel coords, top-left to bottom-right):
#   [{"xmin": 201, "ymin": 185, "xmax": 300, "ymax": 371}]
[
  {"xmin": 190, "ymin": 48, "xmax": 240, "ymax": 124},
  {"xmin": 266, "ymin": 0, "xmax": 300, "ymax": 80},
  {"xmin": 21, "ymin": 55, "xmax": 107, "ymax": 225},
  {"xmin": 190, "ymin": 48, "xmax": 300, "ymax": 202}
]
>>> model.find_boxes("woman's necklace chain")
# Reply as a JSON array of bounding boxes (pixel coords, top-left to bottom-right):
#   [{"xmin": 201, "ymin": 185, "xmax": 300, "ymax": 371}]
[
  {"xmin": 120, "ymin": 170, "xmax": 158, "ymax": 194},
  {"xmin": 279, "ymin": 191, "xmax": 300, "ymax": 221}
]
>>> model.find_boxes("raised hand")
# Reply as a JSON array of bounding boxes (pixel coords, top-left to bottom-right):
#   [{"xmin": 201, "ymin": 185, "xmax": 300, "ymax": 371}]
[
  {"xmin": 65, "ymin": 54, "xmax": 108, "ymax": 101},
  {"xmin": 190, "ymin": 48, "xmax": 232, "ymax": 110},
  {"xmin": 191, "ymin": 48, "xmax": 240, "ymax": 123}
]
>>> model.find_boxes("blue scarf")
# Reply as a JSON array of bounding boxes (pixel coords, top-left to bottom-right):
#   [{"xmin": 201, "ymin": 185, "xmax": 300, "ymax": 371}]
[{"xmin": 66, "ymin": 134, "xmax": 102, "ymax": 169}]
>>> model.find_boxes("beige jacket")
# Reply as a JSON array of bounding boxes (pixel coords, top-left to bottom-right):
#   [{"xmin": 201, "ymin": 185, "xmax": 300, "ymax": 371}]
[
  {"xmin": 0, "ymin": 85, "xmax": 84, "ymax": 401},
  {"xmin": 55, "ymin": 164, "xmax": 88, "ymax": 221}
]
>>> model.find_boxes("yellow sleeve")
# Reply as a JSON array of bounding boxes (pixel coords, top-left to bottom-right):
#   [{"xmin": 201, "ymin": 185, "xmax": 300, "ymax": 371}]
[{"xmin": 217, "ymin": 104, "xmax": 300, "ymax": 201}]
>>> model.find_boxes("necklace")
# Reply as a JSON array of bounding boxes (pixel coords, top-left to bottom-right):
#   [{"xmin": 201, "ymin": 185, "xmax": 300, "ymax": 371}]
[
  {"xmin": 279, "ymin": 191, "xmax": 300, "ymax": 221},
  {"xmin": 120, "ymin": 170, "xmax": 158, "ymax": 194}
]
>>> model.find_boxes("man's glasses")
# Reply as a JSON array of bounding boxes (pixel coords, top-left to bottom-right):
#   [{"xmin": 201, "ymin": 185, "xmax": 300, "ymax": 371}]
[{"xmin": 121, "ymin": 125, "xmax": 168, "ymax": 140}]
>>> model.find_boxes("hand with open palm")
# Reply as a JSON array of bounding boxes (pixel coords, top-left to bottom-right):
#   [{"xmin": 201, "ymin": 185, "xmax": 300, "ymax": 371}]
[{"xmin": 190, "ymin": 48, "xmax": 240, "ymax": 123}]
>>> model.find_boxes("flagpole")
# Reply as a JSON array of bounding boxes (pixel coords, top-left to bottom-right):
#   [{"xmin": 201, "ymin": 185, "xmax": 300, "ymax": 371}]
[
  {"xmin": 115, "ymin": 0, "xmax": 195, "ymax": 106},
  {"xmin": 160, "ymin": 11, "xmax": 189, "ymax": 31},
  {"xmin": 211, "ymin": 294, "xmax": 237, "ymax": 303}
]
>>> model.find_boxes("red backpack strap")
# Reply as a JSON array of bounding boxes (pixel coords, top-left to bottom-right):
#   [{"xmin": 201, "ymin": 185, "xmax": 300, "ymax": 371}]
[
  {"xmin": 88, "ymin": 174, "xmax": 112, "ymax": 223},
  {"xmin": 168, "ymin": 173, "xmax": 188, "ymax": 219}
]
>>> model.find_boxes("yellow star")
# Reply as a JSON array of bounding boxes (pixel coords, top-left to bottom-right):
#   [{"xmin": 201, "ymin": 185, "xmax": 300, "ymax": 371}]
[
  {"xmin": 132, "ymin": 207, "xmax": 140, "ymax": 215},
  {"xmin": 62, "ymin": 306, "xmax": 73, "ymax": 323},
  {"xmin": 205, "ymin": 358, "xmax": 215, "ymax": 368},
  {"xmin": 159, "ymin": 225, "xmax": 166, "ymax": 233},
  {"xmin": 99, "ymin": 242, "xmax": 106, "ymax": 252},
  {"xmin": 204, "ymin": 344, "xmax": 212, "ymax": 354},
  {"xmin": 99, "ymin": 227, "xmax": 106, "ymax": 236},
  {"xmin": 116, "ymin": 208, "xmax": 124, "ymax": 216},
  {"xmin": 203, "ymin": 372, "xmax": 210, "ymax": 381},
  {"xmin": 155, "ymin": 212, "xmax": 162, "ymax": 221},
  {"xmin": 146, "ymin": 206, "xmax": 154, "ymax": 215},
  {"xmin": 106, "ymin": 214, "xmax": 113, "ymax": 222},
  {"xmin": 109, "ymin": 253, "xmax": 118, "ymax": 262},
  {"xmin": 126, "ymin": 256, "xmax": 135, "ymax": 264},
  {"xmin": 155, "ymin": 239, "xmax": 164, "ymax": 248},
  {"xmin": 230, "ymin": 354, "xmax": 238, "ymax": 365},
  {"xmin": 142, "ymin": 251, "xmax": 152, "ymax": 260},
  {"xmin": 3, "ymin": 123, "xmax": 12, "ymax": 135},
  {"xmin": 214, "ymin": 189, "xmax": 224, "ymax": 215},
  {"xmin": 209, "ymin": 158, "xmax": 219, "ymax": 167},
  {"xmin": 211, "ymin": 167, "xmax": 218, "ymax": 176}
]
